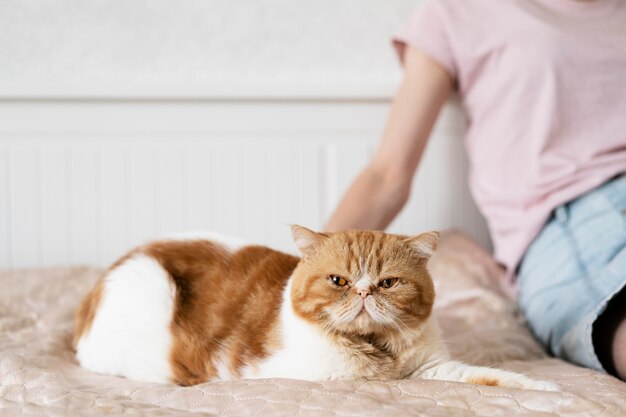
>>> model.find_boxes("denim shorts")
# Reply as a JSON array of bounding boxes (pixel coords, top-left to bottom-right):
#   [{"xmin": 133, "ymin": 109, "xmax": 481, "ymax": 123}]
[{"xmin": 518, "ymin": 174, "xmax": 626, "ymax": 372}]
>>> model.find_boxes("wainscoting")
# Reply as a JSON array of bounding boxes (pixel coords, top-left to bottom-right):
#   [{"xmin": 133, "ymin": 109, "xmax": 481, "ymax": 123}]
[{"xmin": 0, "ymin": 96, "xmax": 489, "ymax": 269}]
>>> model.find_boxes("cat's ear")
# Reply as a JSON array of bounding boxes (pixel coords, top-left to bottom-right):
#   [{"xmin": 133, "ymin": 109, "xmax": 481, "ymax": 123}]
[
  {"xmin": 291, "ymin": 225, "xmax": 327, "ymax": 256},
  {"xmin": 403, "ymin": 231, "xmax": 439, "ymax": 258}
]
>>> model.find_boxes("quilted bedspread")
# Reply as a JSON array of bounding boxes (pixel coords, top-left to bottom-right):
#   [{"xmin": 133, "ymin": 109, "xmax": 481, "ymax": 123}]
[{"xmin": 1, "ymin": 233, "xmax": 625, "ymax": 416}]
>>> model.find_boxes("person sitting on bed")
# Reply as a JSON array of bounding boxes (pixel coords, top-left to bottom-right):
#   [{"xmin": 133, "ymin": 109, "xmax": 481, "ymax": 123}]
[{"xmin": 325, "ymin": 0, "xmax": 626, "ymax": 381}]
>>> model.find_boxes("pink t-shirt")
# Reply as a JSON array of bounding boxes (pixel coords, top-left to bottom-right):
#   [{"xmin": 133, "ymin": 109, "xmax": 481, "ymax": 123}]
[{"xmin": 393, "ymin": 0, "xmax": 626, "ymax": 280}]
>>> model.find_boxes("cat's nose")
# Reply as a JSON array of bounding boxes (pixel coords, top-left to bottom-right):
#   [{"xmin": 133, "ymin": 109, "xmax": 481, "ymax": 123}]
[{"xmin": 357, "ymin": 289, "xmax": 370, "ymax": 299}]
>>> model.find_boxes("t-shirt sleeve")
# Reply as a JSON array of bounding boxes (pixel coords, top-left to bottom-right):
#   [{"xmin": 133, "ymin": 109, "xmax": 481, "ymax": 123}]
[{"xmin": 392, "ymin": 0, "xmax": 457, "ymax": 79}]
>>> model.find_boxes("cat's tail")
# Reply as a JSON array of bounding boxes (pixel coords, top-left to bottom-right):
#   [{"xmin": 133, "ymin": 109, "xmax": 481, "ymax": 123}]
[{"xmin": 412, "ymin": 359, "xmax": 559, "ymax": 391}]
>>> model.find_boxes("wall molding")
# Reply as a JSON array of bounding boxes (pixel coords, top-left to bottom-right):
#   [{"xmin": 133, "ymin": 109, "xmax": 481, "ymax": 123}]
[{"xmin": 0, "ymin": 82, "xmax": 398, "ymax": 102}]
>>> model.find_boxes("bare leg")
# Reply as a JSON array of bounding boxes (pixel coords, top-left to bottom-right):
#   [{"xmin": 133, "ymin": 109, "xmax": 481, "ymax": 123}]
[
  {"xmin": 593, "ymin": 288, "xmax": 626, "ymax": 381},
  {"xmin": 612, "ymin": 317, "xmax": 626, "ymax": 380}
]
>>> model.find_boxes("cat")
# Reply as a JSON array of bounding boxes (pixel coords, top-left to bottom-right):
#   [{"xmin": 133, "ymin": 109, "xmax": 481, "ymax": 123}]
[{"xmin": 73, "ymin": 226, "xmax": 557, "ymax": 390}]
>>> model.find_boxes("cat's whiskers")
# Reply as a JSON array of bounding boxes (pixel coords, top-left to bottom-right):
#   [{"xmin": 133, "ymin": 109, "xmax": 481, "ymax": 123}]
[
  {"xmin": 333, "ymin": 297, "xmax": 365, "ymax": 325},
  {"xmin": 389, "ymin": 312, "xmax": 413, "ymax": 335},
  {"xmin": 376, "ymin": 308, "xmax": 410, "ymax": 339},
  {"xmin": 367, "ymin": 298, "xmax": 399, "ymax": 325},
  {"xmin": 390, "ymin": 317, "xmax": 415, "ymax": 343},
  {"xmin": 320, "ymin": 322, "xmax": 337, "ymax": 338}
]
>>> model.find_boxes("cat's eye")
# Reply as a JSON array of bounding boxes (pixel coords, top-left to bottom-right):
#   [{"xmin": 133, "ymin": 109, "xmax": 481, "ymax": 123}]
[
  {"xmin": 329, "ymin": 275, "xmax": 348, "ymax": 287},
  {"xmin": 379, "ymin": 278, "xmax": 399, "ymax": 288}
]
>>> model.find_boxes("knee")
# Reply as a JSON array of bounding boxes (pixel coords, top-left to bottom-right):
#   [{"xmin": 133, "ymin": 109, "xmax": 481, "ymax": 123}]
[
  {"xmin": 593, "ymin": 288, "xmax": 626, "ymax": 381},
  {"xmin": 612, "ymin": 318, "xmax": 626, "ymax": 381}
]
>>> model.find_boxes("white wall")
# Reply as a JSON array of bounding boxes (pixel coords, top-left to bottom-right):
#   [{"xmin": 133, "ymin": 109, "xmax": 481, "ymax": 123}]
[{"xmin": 0, "ymin": 0, "xmax": 422, "ymax": 96}]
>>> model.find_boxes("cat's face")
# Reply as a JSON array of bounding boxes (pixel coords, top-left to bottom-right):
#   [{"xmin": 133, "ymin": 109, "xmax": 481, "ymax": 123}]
[{"xmin": 290, "ymin": 226, "xmax": 437, "ymax": 337}]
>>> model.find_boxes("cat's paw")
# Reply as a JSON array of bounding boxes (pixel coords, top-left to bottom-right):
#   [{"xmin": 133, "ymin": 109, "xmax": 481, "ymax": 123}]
[
  {"xmin": 527, "ymin": 379, "xmax": 560, "ymax": 392},
  {"xmin": 470, "ymin": 374, "xmax": 559, "ymax": 392}
]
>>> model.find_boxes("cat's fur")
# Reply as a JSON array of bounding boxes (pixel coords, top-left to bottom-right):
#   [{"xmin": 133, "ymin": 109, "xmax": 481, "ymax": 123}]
[{"xmin": 74, "ymin": 226, "xmax": 557, "ymax": 390}]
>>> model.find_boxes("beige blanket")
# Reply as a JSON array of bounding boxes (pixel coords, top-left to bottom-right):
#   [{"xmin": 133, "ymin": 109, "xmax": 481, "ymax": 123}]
[{"xmin": 1, "ymin": 233, "xmax": 625, "ymax": 416}]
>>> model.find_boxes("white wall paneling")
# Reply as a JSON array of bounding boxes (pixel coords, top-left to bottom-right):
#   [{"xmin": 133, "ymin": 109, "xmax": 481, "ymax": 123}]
[
  {"xmin": 9, "ymin": 145, "xmax": 43, "ymax": 267},
  {"xmin": 0, "ymin": 146, "xmax": 11, "ymax": 267},
  {"xmin": 0, "ymin": 98, "xmax": 489, "ymax": 269},
  {"xmin": 40, "ymin": 144, "xmax": 71, "ymax": 266}
]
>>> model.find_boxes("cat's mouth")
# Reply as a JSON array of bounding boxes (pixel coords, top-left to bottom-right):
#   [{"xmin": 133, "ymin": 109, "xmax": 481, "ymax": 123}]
[
  {"xmin": 356, "ymin": 302, "xmax": 377, "ymax": 321},
  {"xmin": 332, "ymin": 298, "xmax": 393, "ymax": 331},
  {"xmin": 344, "ymin": 303, "xmax": 371, "ymax": 326},
  {"xmin": 352, "ymin": 307, "xmax": 372, "ymax": 328}
]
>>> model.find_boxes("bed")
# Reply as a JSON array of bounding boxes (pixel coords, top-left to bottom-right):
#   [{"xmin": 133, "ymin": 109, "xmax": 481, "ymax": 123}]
[{"xmin": 1, "ymin": 232, "xmax": 625, "ymax": 417}]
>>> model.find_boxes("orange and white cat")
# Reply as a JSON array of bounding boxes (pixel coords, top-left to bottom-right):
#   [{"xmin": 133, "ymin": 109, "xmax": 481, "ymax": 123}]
[{"xmin": 74, "ymin": 226, "xmax": 557, "ymax": 390}]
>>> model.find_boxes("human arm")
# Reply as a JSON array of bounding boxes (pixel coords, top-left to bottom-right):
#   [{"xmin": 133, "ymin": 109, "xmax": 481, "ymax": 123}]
[{"xmin": 324, "ymin": 46, "xmax": 453, "ymax": 232}]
